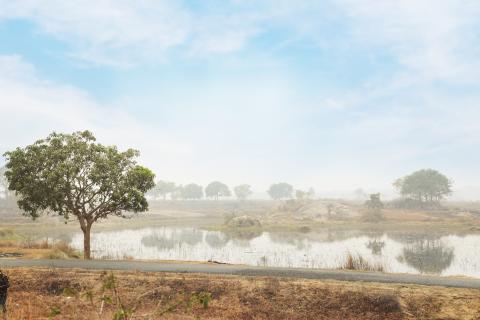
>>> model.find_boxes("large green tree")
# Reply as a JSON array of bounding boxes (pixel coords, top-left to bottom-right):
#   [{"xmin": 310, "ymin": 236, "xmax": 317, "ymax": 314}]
[
  {"xmin": 3, "ymin": 131, "xmax": 155, "ymax": 259},
  {"xmin": 205, "ymin": 181, "xmax": 231, "ymax": 200},
  {"xmin": 267, "ymin": 183, "xmax": 293, "ymax": 200},
  {"xmin": 394, "ymin": 169, "xmax": 452, "ymax": 203},
  {"xmin": 234, "ymin": 184, "xmax": 252, "ymax": 201}
]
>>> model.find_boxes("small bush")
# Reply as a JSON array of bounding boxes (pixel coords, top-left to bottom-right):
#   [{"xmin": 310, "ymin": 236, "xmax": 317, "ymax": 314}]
[
  {"xmin": 341, "ymin": 253, "xmax": 384, "ymax": 272},
  {"xmin": 37, "ymin": 241, "xmax": 81, "ymax": 259}
]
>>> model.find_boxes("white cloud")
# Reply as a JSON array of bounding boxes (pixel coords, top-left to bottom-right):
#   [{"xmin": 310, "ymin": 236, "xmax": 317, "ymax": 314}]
[
  {"xmin": 0, "ymin": 0, "xmax": 190, "ymax": 66},
  {"xmin": 0, "ymin": 0, "xmax": 271, "ymax": 66},
  {"xmin": 335, "ymin": 0, "xmax": 480, "ymax": 82},
  {"xmin": 0, "ymin": 54, "xmax": 193, "ymax": 171}
]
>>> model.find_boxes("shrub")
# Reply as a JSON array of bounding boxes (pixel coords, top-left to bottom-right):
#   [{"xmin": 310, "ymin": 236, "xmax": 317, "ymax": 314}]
[{"xmin": 341, "ymin": 253, "xmax": 384, "ymax": 272}]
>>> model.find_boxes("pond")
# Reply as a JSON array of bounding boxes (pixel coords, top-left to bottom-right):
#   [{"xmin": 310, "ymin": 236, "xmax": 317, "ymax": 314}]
[{"xmin": 68, "ymin": 227, "xmax": 480, "ymax": 278}]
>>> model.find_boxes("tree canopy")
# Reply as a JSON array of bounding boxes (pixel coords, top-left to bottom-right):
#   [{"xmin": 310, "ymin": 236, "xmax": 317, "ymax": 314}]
[
  {"xmin": 234, "ymin": 184, "xmax": 252, "ymax": 200},
  {"xmin": 3, "ymin": 131, "xmax": 155, "ymax": 259},
  {"xmin": 267, "ymin": 183, "xmax": 293, "ymax": 200},
  {"xmin": 181, "ymin": 183, "xmax": 204, "ymax": 200},
  {"xmin": 394, "ymin": 169, "xmax": 452, "ymax": 202},
  {"xmin": 205, "ymin": 181, "xmax": 231, "ymax": 200}
]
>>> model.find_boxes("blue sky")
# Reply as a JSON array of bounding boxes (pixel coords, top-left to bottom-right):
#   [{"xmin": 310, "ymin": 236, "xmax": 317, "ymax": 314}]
[{"xmin": 0, "ymin": 0, "xmax": 479, "ymax": 198}]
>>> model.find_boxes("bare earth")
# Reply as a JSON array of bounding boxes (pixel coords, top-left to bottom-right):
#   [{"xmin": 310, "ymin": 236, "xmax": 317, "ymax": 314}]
[{"xmin": 4, "ymin": 267, "xmax": 480, "ymax": 320}]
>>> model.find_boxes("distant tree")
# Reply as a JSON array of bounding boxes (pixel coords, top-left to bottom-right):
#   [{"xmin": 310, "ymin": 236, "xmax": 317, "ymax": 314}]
[
  {"xmin": 365, "ymin": 193, "xmax": 384, "ymax": 211},
  {"xmin": 354, "ymin": 188, "xmax": 367, "ymax": 200},
  {"xmin": 363, "ymin": 193, "xmax": 384, "ymax": 222},
  {"xmin": 307, "ymin": 187, "xmax": 316, "ymax": 199},
  {"xmin": 394, "ymin": 169, "xmax": 452, "ymax": 203},
  {"xmin": 3, "ymin": 131, "xmax": 155, "ymax": 259},
  {"xmin": 295, "ymin": 189, "xmax": 307, "ymax": 200},
  {"xmin": 149, "ymin": 180, "xmax": 176, "ymax": 200},
  {"xmin": 267, "ymin": 183, "xmax": 293, "ymax": 200},
  {"xmin": 182, "ymin": 183, "xmax": 204, "ymax": 200},
  {"xmin": 296, "ymin": 188, "xmax": 315, "ymax": 200},
  {"xmin": 171, "ymin": 185, "xmax": 184, "ymax": 200},
  {"xmin": 234, "ymin": 184, "xmax": 252, "ymax": 200},
  {"xmin": 205, "ymin": 181, "xmax": 231, "ymax": 200}
]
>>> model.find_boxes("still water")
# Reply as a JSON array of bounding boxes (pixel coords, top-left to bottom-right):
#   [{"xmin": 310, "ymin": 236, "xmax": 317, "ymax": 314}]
[{"xmin": 69, "ymin": 227, "xmax": 480, "ymax": 278}]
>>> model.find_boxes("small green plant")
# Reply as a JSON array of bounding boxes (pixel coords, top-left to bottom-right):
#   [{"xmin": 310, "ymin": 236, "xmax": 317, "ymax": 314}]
[
  {"xmin": 48, "ymin": 306, "xmax": 61, "ymax": 319},
  {"xmin": 62, "ymin": 286, "xmax": 78, "ymax": 297},
  {"xmin": 195, "ymin": 292, "xmax": 212, "ymax": 309},
  {"xmin": 100, "ymin": 273, "xmax": 132, "ymax": 320}
]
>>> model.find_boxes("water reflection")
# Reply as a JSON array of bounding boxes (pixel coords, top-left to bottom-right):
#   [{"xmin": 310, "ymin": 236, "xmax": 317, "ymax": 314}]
[
  {"xmin": 366, "ymin": 239, "xmax": 385, "ymax": 256},
  {"xmin": 399, "ymin": 240, "xmax": 454, "ymax": 274},
  {"xmin": 69, "ymin": 227, "xmax": 480, "ymax": 278},
  {"xmin": 269, "ymin": 232, "xmax": 309, "ymax": 250},
  {"xmin": 141, "ymin": 234, "xmax": 176, "ymax": 250},
  {"xmin": 141, "ymin": 228, "xmax": 203, "ymax": 250},
  {"xmin": 205, "ymin": 233, "xmax": 229, "ymax": 249}
]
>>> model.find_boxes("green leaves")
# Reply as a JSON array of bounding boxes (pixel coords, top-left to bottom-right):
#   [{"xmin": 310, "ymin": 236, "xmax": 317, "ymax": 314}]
[
  {"xmin": 3, "ymin": 131, "xmax": 155, "ymax": 258},
  {"xmin": 267, "ymin": 183, "xmax": 293, "ymax": 200},
  {"xmin": 394, "ymin": 169, "xmax": 452, "ymax": 202},
  {"xmin": 3, "ymin": 130, "xmax": 155, "ymax": 221},
  {"xmin": 234, "ymin": 184, "xmax": 252, "ymax": 200},
  {"xmin": 205, "ymin": 181, "xmax": 230, "ymax": 200}
]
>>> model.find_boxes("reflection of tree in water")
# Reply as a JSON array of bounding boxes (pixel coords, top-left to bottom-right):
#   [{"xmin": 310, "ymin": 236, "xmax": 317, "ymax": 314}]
[
  {"xmin": 178, "ymin": 229, "xmax": 203, "ymax": 246},
  {"xmin": 224, "ymin": 229, "xmax": 262, "ymax": 241},
  {"xmin": 366, "ymin": 239, "xmax": 385, "ymax": 256},
  {"xmin": 268, "ymin": 232, "xmax": 309, "ymax": 250},
  {"xmin": 215, "ymin": 228, "xmax": 263, "ymax": 248},
  {"xmin": 387, "ymin": 231, "xmax": 444, "ymax": 245},
  {"xmin": 141, "ymin": 234, "xmax": 176, "ymax": 250},
  {"xmin": 205, "ymin": 233, "xmax": 230, "ymax": 249},
  {"xmin": 399, "ymin": 240, "xmax": 454, "ymax": 274},
  {"xmin": 324, "ymin": 229, "xmax": 365, "ymax": 243},
  {"xmin": 141, "ymin": 229, "xmax": 203, "ymax": 250}
]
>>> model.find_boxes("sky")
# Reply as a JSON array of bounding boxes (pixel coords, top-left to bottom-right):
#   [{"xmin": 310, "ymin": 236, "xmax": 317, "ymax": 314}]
[{"xmin": 0, "ymin": 0, "xmax": 479, "ymax": 198}]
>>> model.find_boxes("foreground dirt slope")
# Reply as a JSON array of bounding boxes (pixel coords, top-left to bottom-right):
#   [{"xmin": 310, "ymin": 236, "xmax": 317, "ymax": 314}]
[{"xmin": 4, "ymin": 267, "xmax": 480, "ymax": 320}]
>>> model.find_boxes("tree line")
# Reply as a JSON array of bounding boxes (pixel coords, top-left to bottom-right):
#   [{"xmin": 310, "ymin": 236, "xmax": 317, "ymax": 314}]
[{"xmin": 148, "ymin": 180, "xmax": 315, "ymax": 201}]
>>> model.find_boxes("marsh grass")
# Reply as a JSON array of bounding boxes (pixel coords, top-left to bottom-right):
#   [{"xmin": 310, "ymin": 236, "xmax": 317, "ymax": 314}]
[
  {"xmin": 31, "ymin": 240, "xmax": 82, "ymax": 259},
  {"xmin": 341, "ymin": 253, "xmax": 384, "ymax": 272}
]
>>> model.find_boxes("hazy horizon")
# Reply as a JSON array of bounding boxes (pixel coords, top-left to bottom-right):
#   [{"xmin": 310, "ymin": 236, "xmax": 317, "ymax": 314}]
[{"xmin": 1, "ymin": 1, "xmax": 479, "ymax": 198}]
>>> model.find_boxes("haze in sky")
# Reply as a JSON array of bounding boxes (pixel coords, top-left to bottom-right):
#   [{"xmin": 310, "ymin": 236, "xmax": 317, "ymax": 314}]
[{"xmin": 0, "ymin": 1, "xmax": 479, "ymax": 197}]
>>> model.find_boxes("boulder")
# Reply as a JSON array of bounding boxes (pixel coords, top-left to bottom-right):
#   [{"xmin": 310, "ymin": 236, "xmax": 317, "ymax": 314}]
[{"xmin": 227, "ymin": 215, "xmax": 261, "ymax": 228}]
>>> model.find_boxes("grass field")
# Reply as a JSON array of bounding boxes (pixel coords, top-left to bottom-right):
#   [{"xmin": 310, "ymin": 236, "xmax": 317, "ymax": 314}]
[{"xmin": 4, "ymin": 267, "xmax": 480, "ymax": 320}]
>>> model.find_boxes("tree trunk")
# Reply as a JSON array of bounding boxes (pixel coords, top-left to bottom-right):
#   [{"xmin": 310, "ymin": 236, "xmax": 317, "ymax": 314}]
[{"xmin": 82, "ymin": 223, "xmax": 92, "ymax": 260}]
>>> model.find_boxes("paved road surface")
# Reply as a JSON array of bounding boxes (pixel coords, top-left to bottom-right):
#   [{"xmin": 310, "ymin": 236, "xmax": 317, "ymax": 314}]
[{"xmin": 1, "ymin": 259, "xmax": 479, "ymax": 289}]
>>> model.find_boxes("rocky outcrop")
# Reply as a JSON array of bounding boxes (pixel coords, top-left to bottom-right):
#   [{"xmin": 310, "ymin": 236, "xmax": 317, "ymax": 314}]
[{"xmin": 227, "ymin": 215, "xmax": 261, "ymax": 228}]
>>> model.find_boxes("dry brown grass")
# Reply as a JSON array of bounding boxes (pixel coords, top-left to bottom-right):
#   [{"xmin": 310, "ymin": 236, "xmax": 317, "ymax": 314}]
[
  {"xmin": 2, "ymin": 267, "xmax": 480, "ymax": 319},
  {"xmin": 0, "ymin": 239, "xmax": 81, "ymax": 260},
  {"xmin": 341, "ymin": 253, "xmax": 384, "ymax": 272},
  {"xmin": 24, "ymin": 240, "xmax": 81, "ymax": 259}
]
